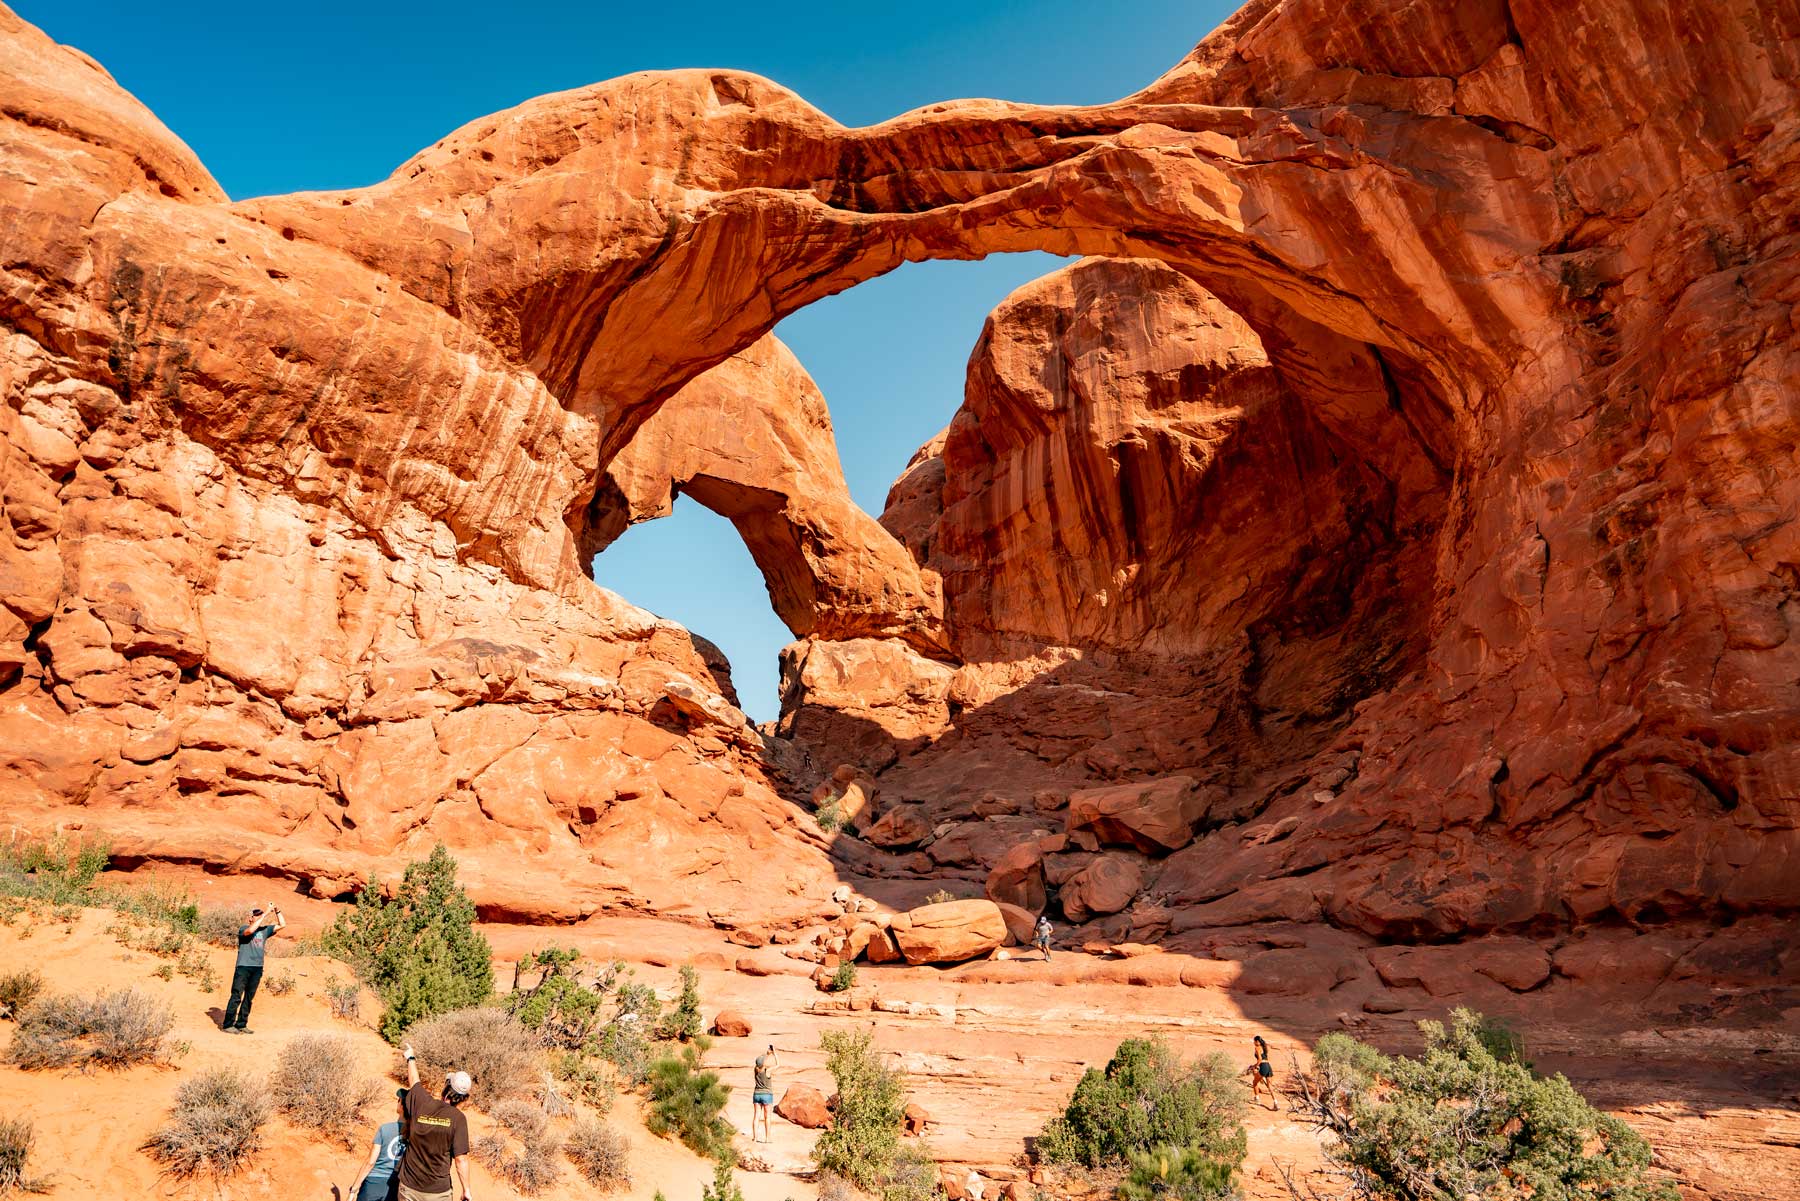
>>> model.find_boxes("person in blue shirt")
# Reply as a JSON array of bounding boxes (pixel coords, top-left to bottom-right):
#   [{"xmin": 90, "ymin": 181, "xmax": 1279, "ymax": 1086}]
[{"xmin": 346, "ymin": 1090, "xmax": 410, "ymax": 1201}]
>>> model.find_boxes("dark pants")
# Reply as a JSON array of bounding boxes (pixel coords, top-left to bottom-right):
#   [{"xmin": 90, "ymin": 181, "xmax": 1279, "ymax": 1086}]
[{"xmin": 223, "ymin": 964, "xmax": 262, "ymax": 1029}]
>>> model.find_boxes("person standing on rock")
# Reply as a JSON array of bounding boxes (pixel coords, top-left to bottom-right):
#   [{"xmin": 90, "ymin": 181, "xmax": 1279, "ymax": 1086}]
[
  {"xmin": 1244, "ymin": 1035, "xmax": 1277, "ymax": 1109},
  {"xmin": 398, "ymin": 1044, "xmax": 475, "ymax": 1201},
  {"xmin": 344, "ymin": 1088, "xmax": 409, "ymax": 1201},
  {"xmin": 1034, "ymin": 915, "xmax": 1054, "ymax": 961},
  {"xmin": 751, "ymin": 1045, "xmax": 777, "ymax": 1143},
  {"xmin": 222, "ymin": 902, "xmax": 284, "ymax": 1033}
]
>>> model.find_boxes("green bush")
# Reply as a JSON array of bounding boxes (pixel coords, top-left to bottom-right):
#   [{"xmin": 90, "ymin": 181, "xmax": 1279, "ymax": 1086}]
[
  {"xmin": 320, "ymin": 844, "xmax": 493, "ymax": 1040},
  {"xmin": 598, "ymin": 979, "xmax": 662, "ymax": 1085},
  {"xmin": 922, "ymin": 888, "xmax": 954, "ymax": 906},
  {"xmin": 658, "ymin": 965, "xmax": 703, "ymax": 1042},
  {"xmin": 1119, "ymin": 1144, "xmax": 1239, "ymax": 1201},
  {"xmin": 143, "ymin": 1069, "xmax": 269, "ymax": 1179},
  {"xmin": 1037, "ymin": 1037, "xmax": 1246, "ymax": 1171},
  {"xmin": 1306, "ymin": 1009, "xmax": 1677, "ymax": 1201},
  {"xmin": 646, "ymin": 1041, "xmax": 733, "ymax": 1161},
  {"xmin": 0, "ymin": 971, "xmax": 42, "ymax": 1022},
  {"xmin": 829, "ymin": 961, "xmax": 857, "ymax": 992},
  {"xmin": 812, "ymin": 1028, "xmax": 934, "ymax": 1201},
  {"xmin": 195, "ymin": 907, "xmax": 249, "ymax": 948},
  {"xmin": 6, "ymin": 989, "xmax": 173, "ymax": 1071},
  {"xmin": 0, "ymin": 834, "xmax": 109, "ymax": 905},
  {"xmin": 0, "ymin": 1116, "xmax": 50, "ymax": 1194}
]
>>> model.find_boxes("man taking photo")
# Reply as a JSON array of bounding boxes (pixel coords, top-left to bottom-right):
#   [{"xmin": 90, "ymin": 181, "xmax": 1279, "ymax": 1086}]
[{"xmin": 222, "ymin": 901, "xmax": 284, "ymax": 1033}]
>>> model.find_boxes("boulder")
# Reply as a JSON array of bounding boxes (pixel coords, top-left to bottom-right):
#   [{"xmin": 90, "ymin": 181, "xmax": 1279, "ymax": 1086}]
[
  {"xmin": 711, "ymin": 1009, "xmax": 751, "ymax": 1037},
  {"xmin": 1067, "ymin": 776, "xmax": 1211, "ymax": 853},
  {"xmin": 984, "ymin": 842, "xmax": 1047, "ymax": 913},
  {"xmin": 776, "ymin": 1084, "xmax": 832, "ymax": 1129},
  {"xmin": 814, "ymin": 764, "xmax": 881, "ymax": 831},
  {"xmin": 994, "ymin": 901, "xmax": 1038, "ymax": 945},
  {"xmin": 903, "ymin": 1102, "xmax": 930, "ymax": 1135},
  {"xmin": 865, "ymin": 802, "xmax": 932, "ymax": 848},
  {"xmin": 888, "ymin": 899, "xmax": 1008, "ymax": 965},
  {"xmin": 1059, "ymin": 855, "xmax": 1144, "ymax": 922},
  {"xmin": 865, "ymin": 927, "xmax": 905, "ymax": 964}
]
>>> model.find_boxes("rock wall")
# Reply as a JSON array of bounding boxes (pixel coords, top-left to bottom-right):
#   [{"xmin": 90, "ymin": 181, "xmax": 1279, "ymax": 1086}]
[{"xmin": 3, "ymin": 0, "xmax": 1798, "ymax": 952}]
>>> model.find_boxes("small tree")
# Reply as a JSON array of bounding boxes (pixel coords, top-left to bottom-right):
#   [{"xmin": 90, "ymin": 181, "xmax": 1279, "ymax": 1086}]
[
  {"xmin": 700, "ymin": 1155, "xmax": 744, "ymax": 1201},
  {"xmin": 321, "ymin": 844, "xmax": 493, "ymax": 1040},
  {"xmin": 509, "ymin": 949, "xmax": 602, "ymax": 1050},
  {"xmin": 658, "ymin": 965, "xmax": 703, "ymax": 1043},
  {"xmin": 813, "ymin": 1028, "xmax": 934, "ymax": 1201},
  {"xmin": 1297, "ymin": 1009, "xmax": 1678, "ymax": 1201},
  {"xmin": 646, "ymin": 1041, "xmax": 733, "ymax": 1161},
  {"xmin": 1037, "ymin": 1037, "xmax": 1246, "ymax": 1171}
]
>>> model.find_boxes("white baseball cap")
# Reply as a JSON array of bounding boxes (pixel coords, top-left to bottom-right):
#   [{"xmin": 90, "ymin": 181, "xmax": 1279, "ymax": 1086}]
[{"xmin": 446, "ymin": 1071, "xmax": 473, "ymax": 1095}]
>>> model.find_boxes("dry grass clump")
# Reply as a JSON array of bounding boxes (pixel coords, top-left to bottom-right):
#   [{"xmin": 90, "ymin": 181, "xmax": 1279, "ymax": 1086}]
[
  {"xmin": 194, "ymin": 908, "xmax": 247, "ymax": 947},
  {"xmin": 564, "ymin": 1118, "xmax": 630, "ymax": 1192},
  {"xmin": 143, "ymin": 1069, "xmax": 269, "ymax": 1179},
  {"xmin": 325, "ymin": 979, "xmax": 361, "ymax": 1022},
  {"xmin": 0, "ymin": 1117, "xmax": 51, "ymax": 1194},
  {"xmin": 408, "ymin": 1006, "xmax": 540, "ymax": 1103},
  {"xmin": 0, "ymin": 972, "xmax": 42, "ymax": 1022},
  {"xmin": 270, "ymin": 1034, "xmax": 378, "ymax": 1141},
  {"xmin": 6, "ymin": 989, "xmax": 172, "ymax": 1071},
  {"xmin": 264, "ymin": 971, "xmax": 296, "ymax": 997},
  {"xmin": 490, "ymin": 1099, "xmax": 549, "ymax": 1144},
  {"xmin": 475, "ymin": 1128, "xmax": 563, "ymax": 1196}
]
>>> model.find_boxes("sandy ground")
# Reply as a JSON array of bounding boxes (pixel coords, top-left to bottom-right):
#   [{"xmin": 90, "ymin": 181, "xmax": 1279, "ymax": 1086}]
[{"xmin": 5, "ymin": 870, "xmax": 1799, "ymax": 1201}]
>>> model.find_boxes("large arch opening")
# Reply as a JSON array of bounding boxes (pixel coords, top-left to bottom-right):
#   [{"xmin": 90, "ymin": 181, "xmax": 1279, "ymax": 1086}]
[{"xmin": 586, "ymin": 252, "xmax": 1073, "ymax": 721}]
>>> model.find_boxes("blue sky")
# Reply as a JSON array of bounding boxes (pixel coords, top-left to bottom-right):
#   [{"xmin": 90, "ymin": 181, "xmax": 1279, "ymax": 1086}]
[{"xmin": 20, "ymin": 0, "xmax": 1234, "ymax": 721}]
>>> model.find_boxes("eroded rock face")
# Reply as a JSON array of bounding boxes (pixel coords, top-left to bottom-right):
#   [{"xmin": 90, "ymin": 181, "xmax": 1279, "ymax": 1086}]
[{"xmin": 3, "ymin": 0, "xmax": 1798, "ymax": 960}]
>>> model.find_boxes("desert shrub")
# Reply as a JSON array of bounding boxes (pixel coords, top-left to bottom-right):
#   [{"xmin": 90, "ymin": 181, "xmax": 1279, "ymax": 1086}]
[
  {"xmin": 193, "ymin": 907, "xmax": 247, "ymax": 947},
  {"xmin": 7, "ymin": 988, "xmax": 173, "ymax": 1071},
  {"xmin": 701, "ymin": 1155, "xmax": 744, "ymax": 1201},
  {"xmin": 0, "ymin": 1117, "xmax": 49, "ymax": 1194},
  {"xmin": 270, "ymin": 1034, "xmax": 378, "ymax": 1138},
  {"xmin": 508, "ymin": 951, "xmax": 602, "ymax": 1050},
  {"xmin": 320, "ymin": 844, "xmax": 493, "ymax": 1040},
  {"xmin": 264, "ymin": 971, "xmax": 296, "ymax": 997},
  {"xmin": 815, "ymin": 798, "xmax": 844, "ymax": 833},
  {"xmin": 1300, "ymin": 1009, "xmax": 1677, "ymax": 1201},
  {"xmin": 475, "ymin": 1129, "xmax": 563, "ymax": 1196},
  {"xmin": 553, "ymin": 1050, "xmax": 616, "ymax": 1113},
  {"xmin": 658, "ymin": 965, "xmax": 703, "ymax": 1042},
  {"xmin": 492, "ymin": 1099, "xmax": 549, "ymax": 1144},
  {"xmin": 326, "ymin": 979, "xmax": 361, "ymax": 1022},
  {"xmin": 144, "ymin": 1069, "xmax": 269, "ymax": 1179},
  {"xmin": 1037, "ymin": 1037, "xmax": 1246, "ymax": 1171},
  {"xmin": 813, "ymin": 1027, "xmax": 924, "ymax": 1200},
  {"xmin": 1119, "ymin": 1144, "xmax": 1239, "ymax": 1201},
  {"xmin": 829, "ymin": 961, "xmax": 858, "ymax": 992},
  {"xmin": 646, "ymin": 1041, "xmax": 733, "ymax": 1160},
  {"xmin": 407, "ymin": 1006, "xmax": 540, "ymax": 1104},
  {"xmin": 817, "ymin": 1174, "xmax": 857, "ymax": 1201},
  {"xmin": 598, "ymin": 979, "xmax": 662, "ymax": 1085},
  {"xmin": 0, "ymin": 833, "xmax": 109, "ymax": 905},
  {"xmin": 922, "ymin": 888, "xmax": 955, "ymax": 906},
  {"xmin": 565, "ymin": 1119, "xmax": 631, "ymax": 1191},
  {"xmin": 0, "ymin": 971, "xmax": 42, "ymax": 1021}
]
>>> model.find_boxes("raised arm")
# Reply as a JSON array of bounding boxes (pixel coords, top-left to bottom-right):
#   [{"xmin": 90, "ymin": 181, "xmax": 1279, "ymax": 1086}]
[{"xmin": 403, "ymin": 1043, "xmax": 420, "ymax": 1088}]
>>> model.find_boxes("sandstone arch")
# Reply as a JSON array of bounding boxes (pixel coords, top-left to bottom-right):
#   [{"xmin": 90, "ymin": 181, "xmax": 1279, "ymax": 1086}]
[{"xmin": 2, "ymin": 0, "xmax": 1797, "ymax": 946}]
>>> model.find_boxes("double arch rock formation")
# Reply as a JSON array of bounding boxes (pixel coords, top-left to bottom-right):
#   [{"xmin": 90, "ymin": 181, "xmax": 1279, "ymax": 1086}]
[{"xmin": 2, "ymin": 0, "xmax": 1797, "ymax": 952}]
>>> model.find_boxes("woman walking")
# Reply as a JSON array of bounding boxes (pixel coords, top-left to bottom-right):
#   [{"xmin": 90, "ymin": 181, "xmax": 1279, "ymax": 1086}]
[{"xmin": 1244, "ymin": 1035, "xmax": 1277, "ymax": 1110}]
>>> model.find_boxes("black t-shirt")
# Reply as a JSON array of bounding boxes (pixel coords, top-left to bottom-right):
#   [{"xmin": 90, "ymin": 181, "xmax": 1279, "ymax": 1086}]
[{"xmin": 399, "ymin": 1090, "xmax": 470, "ymax": 1192}]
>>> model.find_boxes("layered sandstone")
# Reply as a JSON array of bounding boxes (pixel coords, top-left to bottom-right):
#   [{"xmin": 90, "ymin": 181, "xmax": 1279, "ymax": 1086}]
[{"xmin": 2, "ymin": 0, "xmax": 1797, "ymax": 967}]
